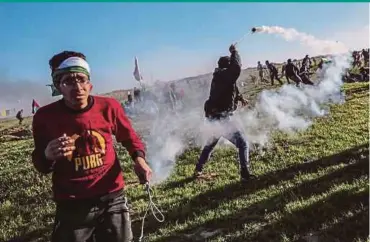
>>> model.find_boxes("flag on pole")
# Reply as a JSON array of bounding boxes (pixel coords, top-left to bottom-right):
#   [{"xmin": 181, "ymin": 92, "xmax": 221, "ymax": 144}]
[
  {"xmin": 133, "ymin": 56, "xmax": 143, "ymax": 82},
  {"xmin": 32, "ymin": 99, "xmax": 40, "ymax": 114}
]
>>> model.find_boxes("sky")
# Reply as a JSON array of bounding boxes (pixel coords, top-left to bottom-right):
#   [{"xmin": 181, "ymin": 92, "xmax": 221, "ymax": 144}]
[{"xmin": 0, "ymin": 2, "xmax": 369, "ymax": 108}]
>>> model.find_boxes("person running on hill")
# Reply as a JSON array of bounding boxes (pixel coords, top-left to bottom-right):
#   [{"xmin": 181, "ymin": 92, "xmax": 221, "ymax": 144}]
[
  {"xmin": 299, "ymin": 65, "xmax": 314, "ymax": 85},
  {"xmin": 31, "ymin": 50, "xmax": 152, "ymax": 242},
  {"xmin": 281, "ymin": 62, "xmax": 290, "ymax": 84},
  {"xmin": 194, "ymin": 44, "xmax": 255, "ymax": 183},
  {"xmin": 16, "ymin": 109, "xmax": 24, "ymax": 125},
  {"xmin": 257, "ymin": 61, "xmax": 264, "ymax": 84},
  {"xmin": 362, "ymin": 48, "xmax": 369, "ymax": 67},
  {"xmin": 265, "ymin": 60, "xmax": 283, "ymax": 86},
  {"xmin": 302, "ymin": 55, "xmax": 311, "ymax": 69},
  {"xmin": 285, "ymin": 59, "xmax": 302, "ymax": 87}
]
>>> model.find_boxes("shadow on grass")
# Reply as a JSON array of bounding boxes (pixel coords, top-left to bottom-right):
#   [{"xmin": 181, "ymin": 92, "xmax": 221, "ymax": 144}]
[
  {"xmin": 243, "ymin": 186, "xmax": 369, "ymax": 242},
  {"xmin": 134, "ymin": 143, "xmax": 368, "ymax": 242},
  {"xmin": 5, "ymin": 227, "xmax": 50, "ymax": 242},
  {"xmin": 320, "ymin": 205, "xmax": 369, "ymax": 242}
]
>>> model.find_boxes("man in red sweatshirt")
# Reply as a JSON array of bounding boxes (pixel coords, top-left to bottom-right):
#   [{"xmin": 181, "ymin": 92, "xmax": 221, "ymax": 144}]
[{"xmin": 31, "ymin": 50, "xmax": 152, "ymax": 242}]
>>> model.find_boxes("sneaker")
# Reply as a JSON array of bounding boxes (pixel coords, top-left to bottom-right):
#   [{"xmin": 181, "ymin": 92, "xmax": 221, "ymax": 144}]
[
  {"xmin": 240, "ymin": 172, "xmax": 256, "ymax": 183},
  {"xmin": 193, "ymin": 169, "xmax": 203, "ymax": 178}
]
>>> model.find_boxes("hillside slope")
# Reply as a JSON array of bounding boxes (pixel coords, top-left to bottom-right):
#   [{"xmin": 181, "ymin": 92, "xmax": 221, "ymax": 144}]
[{"xmin": 0, "ymin": 82, "xmax": 368, "ymax": 242}]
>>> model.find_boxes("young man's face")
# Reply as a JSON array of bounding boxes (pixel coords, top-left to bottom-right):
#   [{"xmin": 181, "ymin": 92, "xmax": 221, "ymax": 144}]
[{"xmin": 58, "ymin": 72, "xmax": 92, "ymax": 108}]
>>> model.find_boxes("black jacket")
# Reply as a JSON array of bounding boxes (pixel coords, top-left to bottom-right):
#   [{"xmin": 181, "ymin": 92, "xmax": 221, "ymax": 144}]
[
  {"xmin": 267, "ymin": 63, "xmax": 278, "ymax": 74},
  {"xmin": 285, "ymin": 62, "xmax": 300, "ymax": 76},
  {"xmin": 205, "ymin": 51, "xmax": 242, "ymax": 118}
]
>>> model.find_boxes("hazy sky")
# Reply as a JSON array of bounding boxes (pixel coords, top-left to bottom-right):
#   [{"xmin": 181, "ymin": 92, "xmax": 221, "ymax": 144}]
[{"xmin": 0, "ymin": 2, "xmax": 368, "ymax": 109}]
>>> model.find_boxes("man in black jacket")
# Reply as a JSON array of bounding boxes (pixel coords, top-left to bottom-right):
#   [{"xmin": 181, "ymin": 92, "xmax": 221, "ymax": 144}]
[
  {"xmin": 299, "ymin": 65, "xmax": 314, "ymax": 85},
  {"xmin": 285, "ymin": 59, "xmax": 302, "ymax": 87},
  {"xmin": 265, "ymin": 60, "xmax": 283, "ymax": 86},
  {"xmin": 195, "ymin": 44, "xmax": 254, "ymax": 183}
]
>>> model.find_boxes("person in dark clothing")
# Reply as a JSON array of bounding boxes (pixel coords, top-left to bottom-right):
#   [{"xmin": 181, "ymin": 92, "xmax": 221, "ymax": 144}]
[
  {"xmin": 265, "ymin": 60, "xmax": 283, "ymax": 85},
  {"xmin": 299, "ymin": 65, "xmax": 314, "ymax": 85},
  {"xmin": 352, "ymin": 51, "xmax": 361, "ymax": 67},
  {"xmin": 359, "ymin": 66, "xmax": 369, "ymax": 82},
  {"xmin": 285, "ymin": 59, "xmax": 302, "ymax": 86},
  {"xmin": 16, "ymin": 109, "xmax": 24, "ymax": 125},
  {"xmin": 302, "ymin": 55, "xmax": 311, "ymax": 69},
  {"xmin": 133, "ymin": 87, "xmax": 141, "ymax": 103},
  {"xmin": 318, "ymin": 58, "xmax": 324, "ymax": 70},
  {"xmin": 281, "ymin": 63, "xmax": 289, "ymax": 84},
  {"xmin": 127, "ymin": 92, "xmax": 133, "ymax": 104},
  {"xmin": 195, "ymin": 44, "xmax": 254, "ymax": 183},
  {"xmin": 257, "ymin": 61, "xmax": 264, "ymax": 84},
  {"xmin": 362, "ymin": 49, "xmax": 369, "ymax": 67}
]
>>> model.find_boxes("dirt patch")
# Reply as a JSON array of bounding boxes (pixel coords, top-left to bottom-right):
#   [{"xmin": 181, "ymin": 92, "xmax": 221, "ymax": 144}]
[{"xmin": 0, "ymin": 127, "xmax": 33, "ymax": 140}]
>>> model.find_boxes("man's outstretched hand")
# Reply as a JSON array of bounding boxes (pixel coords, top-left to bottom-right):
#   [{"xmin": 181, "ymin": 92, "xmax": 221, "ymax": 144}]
[{"xmin": 134, "ymin": 157, "xmax": 153, "ymax": 184}]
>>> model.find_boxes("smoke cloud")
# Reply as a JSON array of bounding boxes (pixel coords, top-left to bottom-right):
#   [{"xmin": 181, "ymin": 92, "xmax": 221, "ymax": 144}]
[{"xmin": 0, "ymin": 76, "xmax": 58, "ymax": 118}]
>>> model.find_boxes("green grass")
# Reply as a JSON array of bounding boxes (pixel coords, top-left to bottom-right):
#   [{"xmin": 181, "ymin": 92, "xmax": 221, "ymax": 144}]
[{"xmin": 0, "ymin": 82, "xmax": 368, "ymax": 242}]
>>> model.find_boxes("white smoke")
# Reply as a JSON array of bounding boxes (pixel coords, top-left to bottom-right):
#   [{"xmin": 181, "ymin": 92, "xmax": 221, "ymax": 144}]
[
  {"xmin": 0, "ymin": 76, "xmax": 59, "ymax": 118},
  {"xmin": 139, "ymin": 26, "xmax": 352, "ymax": 184},
  {"xmin": 253, "ymin": 25, "xmax": 348, "ymax": 55}
]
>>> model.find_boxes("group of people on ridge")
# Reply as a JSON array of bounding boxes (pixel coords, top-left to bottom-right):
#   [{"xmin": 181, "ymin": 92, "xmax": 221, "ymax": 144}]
[{"xmin": 257, "ymin": 54, "xmax": 315, "ymax": 87}]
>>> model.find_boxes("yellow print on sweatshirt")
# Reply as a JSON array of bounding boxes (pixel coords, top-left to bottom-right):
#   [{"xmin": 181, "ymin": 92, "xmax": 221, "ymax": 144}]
[{"xmin": 66, "ymin": 130, "xmax": 107, "ymax": 172}]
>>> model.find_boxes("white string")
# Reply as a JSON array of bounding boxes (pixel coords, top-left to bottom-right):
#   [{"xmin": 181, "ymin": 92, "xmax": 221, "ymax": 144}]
[
  {"xmin": 138, "ymin": 182, "xmax": 165, "ymax": 242},
  {"xmin": 233, "ymin": 32, "xmax": 250, "ymax": 46}
]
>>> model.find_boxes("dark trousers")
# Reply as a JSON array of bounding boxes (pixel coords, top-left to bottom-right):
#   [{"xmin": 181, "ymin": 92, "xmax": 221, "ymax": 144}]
[
  {"xmin": 270, "ymin": 72, "xmax": 283, "ymax": 85},
  {"xmin": 195, "ymin": 130, "xmax": 250, "ymax": 178},
  {"xmin": 52, "ymin": 190, "xmax": 133, "ymax": 242},
  {"xmin": 18, "ymin": 118, "xmax": 23, "ymax": 125},
  {"xmin": 287, "ymin": 74, "xmax": 302, "ymax": 86},
  {"xmin": 300, "ymin": 74, "xmax": 314, "ymax": 85}
]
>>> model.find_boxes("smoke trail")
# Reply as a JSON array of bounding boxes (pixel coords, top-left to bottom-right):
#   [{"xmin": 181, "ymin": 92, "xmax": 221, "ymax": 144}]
[
  {"xmin": 252, "ymin": 25, "xmax": 348, "ymax": 55},
  {"xmin": 139, "ymin": 26, "xmax": 351, "ymax": 184}
]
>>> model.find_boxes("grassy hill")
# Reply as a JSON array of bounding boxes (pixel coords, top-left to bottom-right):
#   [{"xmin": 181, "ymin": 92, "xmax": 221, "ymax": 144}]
[{"xmin": 0, "ymin": 81, "xmax": 368, "ymax": 242}]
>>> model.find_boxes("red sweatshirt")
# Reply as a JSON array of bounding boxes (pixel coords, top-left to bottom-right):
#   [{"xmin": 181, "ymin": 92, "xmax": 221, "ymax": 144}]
[{"xmin": 31, "ymin": 96, "xmax": 145, "ymax": 201}]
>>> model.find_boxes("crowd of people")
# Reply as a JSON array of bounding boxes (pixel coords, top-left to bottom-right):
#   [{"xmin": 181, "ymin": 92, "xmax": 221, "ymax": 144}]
[{"xmin": 255, "ymin": 49, "xmax": 369, "ymax": 86}]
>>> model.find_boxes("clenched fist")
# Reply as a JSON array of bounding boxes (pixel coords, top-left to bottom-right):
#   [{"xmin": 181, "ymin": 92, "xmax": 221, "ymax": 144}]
[
  {"xmin": 229, "ymin": 44, "xmax": 236, "ymax": 53},
  {"xmin": 45, "ymin": 133, "xmax": 76, "ymax": 161}
]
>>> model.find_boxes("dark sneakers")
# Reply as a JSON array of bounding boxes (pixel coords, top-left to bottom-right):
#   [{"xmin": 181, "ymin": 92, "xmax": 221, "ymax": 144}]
[
  {"xmin": 240, "ymin": 169, "xmax": 256, "ymax": 183},
  {"xmin": 193, "ymin": 168, "xmax": 256, "ymax": 182},
  {"xmin": 193, "ymin": 169, "xmax": 203, "ymax": 178}
]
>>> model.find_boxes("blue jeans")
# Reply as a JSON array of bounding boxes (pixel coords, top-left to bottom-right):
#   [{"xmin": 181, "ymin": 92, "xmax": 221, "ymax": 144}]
[{"xmin": 195, "ymin": 130, "xmax": 250, "ymax": 177}]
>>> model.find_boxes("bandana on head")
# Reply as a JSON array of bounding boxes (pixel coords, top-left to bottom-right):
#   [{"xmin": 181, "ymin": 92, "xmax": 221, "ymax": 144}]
[{"xmin": 51, "ymin": 57, "xmax": 91, "ymax": 83}]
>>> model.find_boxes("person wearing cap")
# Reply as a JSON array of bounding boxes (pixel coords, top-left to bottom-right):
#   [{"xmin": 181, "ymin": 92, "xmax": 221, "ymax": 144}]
[
  {"xmin": 31, "ymin": 50, "xmax": 152, "ymax": 242},
  {"xmin": 195, "ymin": 44, "xmax": 255, "ymax": 183}
]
